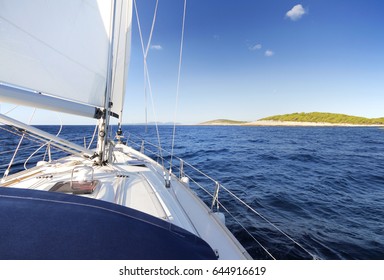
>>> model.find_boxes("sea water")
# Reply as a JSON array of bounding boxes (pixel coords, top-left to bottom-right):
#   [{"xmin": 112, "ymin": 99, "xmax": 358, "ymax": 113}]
[{"xmin": 1, "ymin": 125, "xmax": 383, "ymax": 259}]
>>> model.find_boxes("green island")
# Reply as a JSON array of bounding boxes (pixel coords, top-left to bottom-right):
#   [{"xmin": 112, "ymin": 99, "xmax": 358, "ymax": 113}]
[
  {"xmin": 199, "ymin": 119, "xmax": 249, "ymax": 125},
  {"xmin": 261, "ymin": 112, "xmax": 384, "ymax": 125},
  {"xmin": 200, "ymin": 112, "xmax": 384, "ymax": 126}
]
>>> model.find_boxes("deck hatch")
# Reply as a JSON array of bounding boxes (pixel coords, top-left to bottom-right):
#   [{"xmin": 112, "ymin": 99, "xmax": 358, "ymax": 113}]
[{"xmin": 49, "ymin": 180, "xmax": 99, "ymax": 194}]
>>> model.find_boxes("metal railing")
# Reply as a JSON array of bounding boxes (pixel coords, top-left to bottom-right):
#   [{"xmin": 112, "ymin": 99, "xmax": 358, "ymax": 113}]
[
  {"xmin": 124, "ymin": 132, "xmax": 319, "ymax": 260},
  {"xmin": 0, "ymin": 125, "xmax": 97, "ymax": 177},
  {"xmin": 0, "ymin": 125, "xmax": 318, "ymax": 260}
]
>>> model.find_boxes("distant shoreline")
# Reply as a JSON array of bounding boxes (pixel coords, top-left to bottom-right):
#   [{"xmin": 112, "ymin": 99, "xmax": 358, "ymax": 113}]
[
  {"xmin": 199, "ymin": 112, "xmax": 384, "ymax": 127},
  {"xmin": 243, "ymin": 120, "xmax": 384, "ymax": 127},
  {"xmin": 199, "ymin": 120, "xmax": 384, "ymax": 127}
]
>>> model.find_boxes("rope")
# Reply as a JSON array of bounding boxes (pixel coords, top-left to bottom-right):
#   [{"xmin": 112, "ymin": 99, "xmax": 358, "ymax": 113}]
[
  {"xmin": 2, "ymin": 108, "xmax": 36, "ymax": 181},
  {"xmin": 218, "ymin": 201, "xmax": 276, "ymax": 260},
  {"xmin": 133, "ymin": 0, "xmax": 165, "ymax": 167},
  {"xmin": 219, "ymin": 183, "xmax": 318, "ymax": 259},
  {"xmin": 87, "ymin": 123, "xmax": 99, "ymax": 149},
  {"xmin": 144, "ymin": 0, "xmax": 159, "ymax": 59},
  {"xmin": 178, "ymin": 151, "xmax": 315, "ymax": 258},
  {"xmin": 132, "ymin": 0, "xmax": 147, "ymax": 130},
  {"xmin": 23, "ymin": 112, "xmax": 63, "ymax": 170},
  {"xmin": 126, "ymin": 132, "xmax": 314, "ymax": 259},
  {"xmin": 169, "ymin": 0, "xmax": 187, "ymax": 174}
]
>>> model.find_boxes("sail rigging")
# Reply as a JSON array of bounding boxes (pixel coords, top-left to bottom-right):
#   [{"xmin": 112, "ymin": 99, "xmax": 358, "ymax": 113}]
[{"xmin": 0, "ymin": 0, "xmax": 323, "ymax": 262}]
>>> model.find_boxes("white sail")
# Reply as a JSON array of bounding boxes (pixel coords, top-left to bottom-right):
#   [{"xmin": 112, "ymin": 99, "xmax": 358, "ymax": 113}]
[
  {"xmin": 111, "ymin": 0, "xmax": 132, "ymax": 121},
  {"xmin": 0, "ymin": 0, "xmax": 132, "ymax": 118}
]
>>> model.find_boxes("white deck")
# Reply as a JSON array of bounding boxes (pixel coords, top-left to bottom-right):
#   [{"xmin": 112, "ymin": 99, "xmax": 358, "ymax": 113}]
[{"xmin": 2, "ymin": 143, "xmax": 251, "ymax": 260}]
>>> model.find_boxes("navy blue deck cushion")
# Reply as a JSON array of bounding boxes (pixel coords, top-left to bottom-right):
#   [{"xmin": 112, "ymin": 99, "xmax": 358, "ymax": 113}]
[{"xmin": 0, "ymin": 187, "xmax": 217, "ymax": 260}]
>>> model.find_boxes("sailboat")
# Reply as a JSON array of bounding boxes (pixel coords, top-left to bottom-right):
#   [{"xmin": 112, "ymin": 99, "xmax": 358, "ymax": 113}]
[{"xmin": 0, "ymin": 0, "xmax": 254, "ymax": 260}]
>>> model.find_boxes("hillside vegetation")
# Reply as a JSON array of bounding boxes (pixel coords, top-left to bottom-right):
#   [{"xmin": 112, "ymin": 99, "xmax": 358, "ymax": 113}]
[
  {"xmin": 199, "ymin": 119, "xmax": 248, "ymax": 125},
  {"xmin": 260, "ymin": 112, "xmax": 384, "ymax": 125}
]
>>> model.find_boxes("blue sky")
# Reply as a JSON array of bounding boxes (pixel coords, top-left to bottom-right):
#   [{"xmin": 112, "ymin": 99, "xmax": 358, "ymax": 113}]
[
  {"xmin": 2, "ymin": 0, "xmax": 384, "ymax": 125},
  {"xmin": 125, "ymin": 0, "xmax": 384, "ymax": 125}
]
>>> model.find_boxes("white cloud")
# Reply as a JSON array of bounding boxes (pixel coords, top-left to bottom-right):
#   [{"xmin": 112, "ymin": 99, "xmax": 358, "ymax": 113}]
[
  {"xmin": 249, "ymin": 44, "xmax": 262, "ymax": 51},
  {"xmin": 265, "ymin": 50, "xmax": 274, "ymax": 57},
  {"xmin": 286, "ymin": 4, "xmax": 307, "ymax": 21},
  {"xmin": 150, "ymin": 45, "xmax": 163, "ymax": 50}
]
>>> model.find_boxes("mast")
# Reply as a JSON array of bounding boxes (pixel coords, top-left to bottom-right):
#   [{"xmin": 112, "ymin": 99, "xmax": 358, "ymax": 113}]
[{"xmin": 96, "ymin": 0, "xmax": 118, "ymax": 164}]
